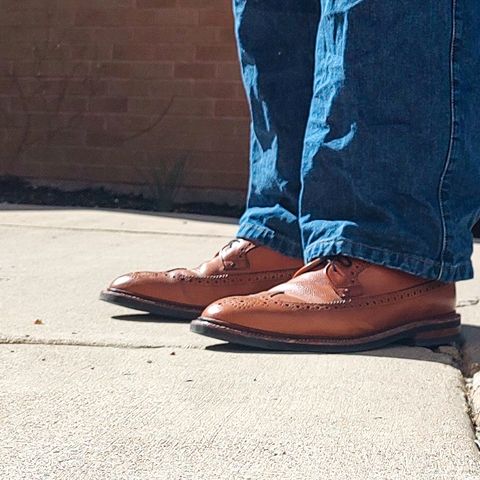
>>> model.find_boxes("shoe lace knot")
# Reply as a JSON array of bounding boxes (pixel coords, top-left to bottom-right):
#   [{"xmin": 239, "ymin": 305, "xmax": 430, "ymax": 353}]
[
  {"xmin": 219, "ymin": 239, "xmax": 243, "ymax": 269},
  {"xmin": 293, "ymin": 255, "xmax": 352, "ymax": 278}
]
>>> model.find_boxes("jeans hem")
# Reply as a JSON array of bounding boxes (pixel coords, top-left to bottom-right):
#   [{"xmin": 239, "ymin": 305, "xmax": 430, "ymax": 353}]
[
  {"xmin": 237, "ymin": 222, "xmax": 304, "ymax": 259},
  {"xmin": 304, "ymin": 237, "xmax": 473, "ymax": 282}
]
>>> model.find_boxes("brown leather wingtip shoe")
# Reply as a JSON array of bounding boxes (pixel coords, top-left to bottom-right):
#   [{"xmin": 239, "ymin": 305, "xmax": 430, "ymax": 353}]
[
  {"xmin": 191, "ymin": 256, "xmax": 461, "ymax": 352},
  {"xmin": 100, "ymin": 239, "xmax": 303, "ymax": 320}
]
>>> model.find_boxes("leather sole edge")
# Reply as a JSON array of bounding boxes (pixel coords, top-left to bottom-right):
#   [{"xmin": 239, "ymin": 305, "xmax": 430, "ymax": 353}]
[
  {"xmin": 100, "ymin": 290, "xmax": 203, "ymax": 320},
  {"xmin": 190, "ymin": 314, "xmax": 461, "ymax": 352}
]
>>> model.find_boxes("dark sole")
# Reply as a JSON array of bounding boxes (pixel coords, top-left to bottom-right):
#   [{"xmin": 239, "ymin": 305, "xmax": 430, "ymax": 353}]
[
  {"xmin": 100, "ymin": 290, "xmax": 202, "ymax": 320},
  {"xmin": 190, "ymin": 314, "xmax": 461, "ymax": 353}
]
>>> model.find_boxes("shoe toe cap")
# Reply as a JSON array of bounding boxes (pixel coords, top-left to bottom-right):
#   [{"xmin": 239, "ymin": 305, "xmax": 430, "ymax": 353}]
[
  {"xmin": 107, "ymin": 272, "xmax": 160, "ymax": 297},
  {"xmin": 201, "ymin": 295, "xmax": 267, "ymax": 325},
  {"xmin": 106, "ymin": 271, "xmax": 193, "ymax": 304},
  {"xmin": 201, "ymin": 300, "xmax": 226, "ymax": 319},
  {"xmin": 110, "ymin": 273, "xmax": 135, "ymax": 290}
]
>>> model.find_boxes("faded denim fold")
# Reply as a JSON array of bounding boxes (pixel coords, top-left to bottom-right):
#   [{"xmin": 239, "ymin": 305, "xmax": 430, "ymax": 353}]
[{"xmin": 235, "ymin": 0, "xmax": 480, "ymax": 281}]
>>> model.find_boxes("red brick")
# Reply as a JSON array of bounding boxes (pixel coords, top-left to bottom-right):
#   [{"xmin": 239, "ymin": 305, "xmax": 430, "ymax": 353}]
[
  {"xmin": 192, "ymin": 80, "xmax": 237, "ymax": 98},
  {"xmin": 89, "ymin": 97, "xmax": 128, "ymax": 113},
  {"xmin": 196, "ymin": 45, "xmax": 237, "ymax": 62},
  {"xmin": 107, "ymin": 79, "xmax": 152, "ymax": 97},
  {"xmin": 199, "ymin": 11, "xmax": 232, "ymax": 27},
  {"xmin": 0, "ymin": 43, "xmax": 34, "ymax": 60},
  {"xmin": 91, "ymin": 28, "xmax": 132, "ymax": 45},
  {"xmin": 0, "ymin": 77, "xmax": 16, "ymax": 95},
  {"xmin": 75, "ymin": 8, "xmax": 158, "ymax": 27},
  {"xmin": 94, "ymin": 62, "xmax": 133, "ymax": 78},
  {"xmin": 183, "ymin": 169, "xmax": 247, "ymax": 190},
  {"xmin": 70, "ymin": 44, "xmax": 113, "ymax": 61},
  {"xmin": 0, "ymin": 0, "xmax": 49, "ymax": 10},
  {"xmin": 131, "ymin": 62, "xmax": 174, "ymax": 79},
  {"xmin": 180, "ymin": 151, "xmax": 246, "ymax": 173},
  {"xmin": 56, "ymin": 27, "xmax": 96, "ymax": 45},
  {"xmin": 178, "ymin": 0, "xmax": 230, "ymax": 7},
  {"xmin": 154, "ymin": 45, "xmax": 195, "ymax": 62},
  {"xmin": 10, "ymin": 160, "xmax": 83, "ymax": 181},
  {"xmin": 215, "ymin": 62, "xmax": 242, "ymax": 80},
  {"xmin": 12, "ymin": 60, "xmax": 90, "ymax": 77},
  {"xmin": 154, "ymin": 9, "xmax": 198, "ymax": 26},
  {"xmin": 50, "ymin": 147, "xmax": 106, "ymax": 166},
  {"xmin": 234, "ymin": 83, "xmax": 247, "ymax": 99},
  {"xmin": 169, "ymin": 97, "xmax": 214, "ymax": 116},
  {"xmin": 159, "ymin": 116, "xmax": 240, "ymax": 139},
  {"xmin": 128, "ymin": 97, "xmax": 171, "ymax": 114},
  {"xmin": 132, "ymin": 26, "xmax": 216, "ymax": 44},
  {"xmin": 10, "ymin": 96, "xmax": 88, "ymax": 113},
  {"xmin": 148, "ymin": 79, "xmax": 194, "ymax": 97},
  {"xmin": 49, "ymin": 128, "xmax": 86, "ymax": 147},
  {"xmin": 113, "ymin": 44, "xmax": 156, "ymax": 61},
  {"xmin": 68, "ymin": 114, "xmax": 105, "ymax": 132},
  {"xmin": 0, "ymin": 61, "xmax": 12, "ymax": 77},
  {"xmin": 216, "ymin": 27, "xmax": 235, "ymax": 43},
  {"xmin": 68, "ymin": 79, "xmax": 108, "ymax": 97},
  {"xmin": 0, "ymin": 0, "xmax": 251, "ymax": 196},
  {"xmin": 101, "ymin": 148, "xmax": 146, "ymax": 167},
  {"xmin": 0, "ymin": 9, "xmax": 51, "ymax": 27},
  {"xmin": 8, "ymin": 112, "xmax": 97, "ymax": 131},
  {"xmin": 86, "ymin": 131, "xmax": 122, "ymax": 147},
  {"xmin": 214, "ymin": 99, "xmax": 249, "ymax": 117},
  {"xmin": 0, "ymin": 26, "xmax": 46, "ymax": 44},
  {"xmin": 136, "ymin": 0, "xmax": 176, "ymax": 7},
  {"xmin": 75, "ymin": 9, "xmax": 112, "ymax": 27},
  {"xmin": 105, "ymin": 113, "xmax": 161, "ymax": 133},
  {"xmin": 175, "ymin": 63, "xmax": 215, "ymax": 79},
  {"xmin": 0, "ymin": 98, "xmax": 9, "ymax": 114}
]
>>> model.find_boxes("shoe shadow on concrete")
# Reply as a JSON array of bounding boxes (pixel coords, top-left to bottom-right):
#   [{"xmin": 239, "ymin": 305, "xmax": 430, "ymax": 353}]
[
  {"xmin": 111, "ymin": 313, "xmax": 189, "ymax": 325},
  {"xmin": 205, "ymin": 342, "xmax": 455, "ymax": 365},
  {"xmin": 205, "ymin": 325, "xmax": 480, "ymax": 369},
  {"xmin": 111, "ymin": 313, "xmax": 480, "ymax": 369},
  {"xmin": 204, "ymin": 342, "xmax": 459, "ymax": 367}
]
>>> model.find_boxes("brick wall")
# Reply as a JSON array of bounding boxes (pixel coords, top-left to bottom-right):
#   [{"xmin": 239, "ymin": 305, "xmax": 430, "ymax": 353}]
[{"xmin": 0, "ymin": 0, "xmax": 250, "ymax": 205}]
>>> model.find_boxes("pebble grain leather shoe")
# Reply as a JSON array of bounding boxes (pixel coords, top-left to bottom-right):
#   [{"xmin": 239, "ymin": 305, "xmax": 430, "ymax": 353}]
[
  {"xmin": 191, "ymin": 256, "xmax": 461, "ymax": 352},
  {"xmin": 100, "ymin": 239, "xmax": 303, "ymax": 320}
]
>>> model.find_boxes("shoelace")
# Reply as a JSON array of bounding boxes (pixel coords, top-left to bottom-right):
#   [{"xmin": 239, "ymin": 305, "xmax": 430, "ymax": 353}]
[
  {"xmin": 328, "ymin": 256, "xmax": 353, "ymax": 270},
  {"xmin": 219, "ymin": 239, "xmax": 242, "ymax": 269},
  {"xmin": 293, "ymin": 255, "xmax": 352, "ymax": 278}
]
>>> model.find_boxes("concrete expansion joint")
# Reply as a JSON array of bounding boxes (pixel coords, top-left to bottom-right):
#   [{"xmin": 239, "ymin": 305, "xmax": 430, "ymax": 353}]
[
  {"xmin": 0, "ymin": 223, "xmax": 233, "ymax": 239},
  {"xmin": 4, "ymin": 331, "xmax": 480, "ymax": 454},
  {"xmin": 0, "ymin": 336, "xmax": 205, "ymax": 351},
  {"xmin": 464, "ymin": 377, "xmax": 480, "ymax": 452},
  {"xmin": 400, "ymin": 336, "xmax": 480, "ymax": 453},
  {"xmin": 457, "ymin": 298, "xmax": 480, "ymax": 308},
  {"xmin": 451, "ymin": 341, "xmax": 480, "ymax": 452}
]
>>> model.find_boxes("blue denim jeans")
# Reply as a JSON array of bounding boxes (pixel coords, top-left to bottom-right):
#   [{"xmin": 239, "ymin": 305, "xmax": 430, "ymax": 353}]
[{"xmin": 234, "ymin": 0, "xmax": 480, "ymax": 282}]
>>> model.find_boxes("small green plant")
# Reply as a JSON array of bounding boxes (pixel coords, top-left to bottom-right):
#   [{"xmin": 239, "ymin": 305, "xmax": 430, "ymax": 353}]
[{"xmin": 136, "ymin": 158, "xmax": 187, "ymax": 212}]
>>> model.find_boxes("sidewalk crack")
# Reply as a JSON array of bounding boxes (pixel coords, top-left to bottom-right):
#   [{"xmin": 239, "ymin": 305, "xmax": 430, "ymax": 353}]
[
  {"xmin": 0, "ymin": 335, "xmax": 206, "ymax": 351},
  {"xmin": 457, "ymin": 298, "xmax": 480, "ymax": 308},
  {"xmin": 0, "ymin": 223, "xmax": 233, "ymax": 239},
  {"xmin": 447, "ymin": 340, "xmax": 480, "ymax": 452}
]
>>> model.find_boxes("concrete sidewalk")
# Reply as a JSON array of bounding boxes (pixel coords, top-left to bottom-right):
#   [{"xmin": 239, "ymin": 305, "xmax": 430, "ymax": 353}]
[{"xmin": 1, "ymin": 204, "xmax": 479, "ymax": 480}]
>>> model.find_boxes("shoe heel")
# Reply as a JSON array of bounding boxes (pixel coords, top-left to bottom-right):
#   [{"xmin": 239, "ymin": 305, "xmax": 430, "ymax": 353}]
[{"xmin": 409, "ymin": 326, "xmax": 461, "ymax": 347}]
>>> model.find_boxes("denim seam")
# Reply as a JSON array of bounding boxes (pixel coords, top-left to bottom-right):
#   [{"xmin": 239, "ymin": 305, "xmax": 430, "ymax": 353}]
[
  {"xmin": 437, "ymin": 0, "xmax": 458, "ymax": 280},
  {"xmin": 304, "ymin": 237, "xmax": 439, "ymax": 266},
  {"xmin": 304, "ymin": 237, "xmax": 472, "ymax": 281}
]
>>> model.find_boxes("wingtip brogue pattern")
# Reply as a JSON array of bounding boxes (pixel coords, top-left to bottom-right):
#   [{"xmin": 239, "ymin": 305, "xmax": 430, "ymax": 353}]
[
  {"xmin": 192, "ymin": 256, "xmax": 460, "ymax": 351},
  {"xmin": 100, "ymin": 238, "xmax": 304, "ymax": 319}
]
